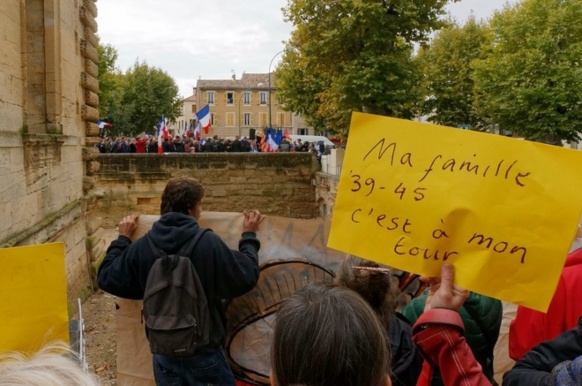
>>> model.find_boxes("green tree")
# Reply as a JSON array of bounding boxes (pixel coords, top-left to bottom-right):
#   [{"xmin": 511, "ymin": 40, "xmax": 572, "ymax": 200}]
[
  {"xmin": 276, "ymin": 0, "xmax": 454, "ymax": 137},
  {"xmin": 97, "ymin": 43, "xmax": 123, "ymax": 119},
  {"xmin": 109, "ymin": 61, "xmax": 182, "ymax": 136},
  {"xmin": 472, "ymin": 0, "xmax": 582, "ymax": 143},
  {"xmin": 416, "ymin": 17, "xmax": 489, "ymax": 129}
]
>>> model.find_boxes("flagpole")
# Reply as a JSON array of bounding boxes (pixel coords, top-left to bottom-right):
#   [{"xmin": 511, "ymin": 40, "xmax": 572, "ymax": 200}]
[{"xmin": 268, "ymin": 49, "xmax": 285, "ymax": 129}]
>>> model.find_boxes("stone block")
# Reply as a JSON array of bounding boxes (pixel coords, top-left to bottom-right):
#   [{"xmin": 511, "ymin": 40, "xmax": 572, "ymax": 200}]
[
  {"xmin": 86, "ymin": 215, "xmax": 103, "ymax": 235},
  {"xmin": 86, "ymin": 160, "xmax": 100, "ymax": 175}
]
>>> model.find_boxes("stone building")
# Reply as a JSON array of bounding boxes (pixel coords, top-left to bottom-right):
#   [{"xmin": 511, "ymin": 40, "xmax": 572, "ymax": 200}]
[
  {"xmin": 195, "ymin": 73, "xmax": 311, "ymax": 139},
  {"xmin": 0, "ymin": 0, "xmax": 324, "ymax": 315},
  {"xmin": 0, "ymin": 1, "xmax": 101, "ymax": 308},
  {"xmin": 172, "ymin": 93, "xmax": 198, "ymax": 136}
]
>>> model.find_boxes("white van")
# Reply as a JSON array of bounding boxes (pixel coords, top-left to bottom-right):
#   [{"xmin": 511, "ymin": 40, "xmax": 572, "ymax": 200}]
[{"xmin": 289, "ymin": 135, "xmax": 335, "ymax": 147}]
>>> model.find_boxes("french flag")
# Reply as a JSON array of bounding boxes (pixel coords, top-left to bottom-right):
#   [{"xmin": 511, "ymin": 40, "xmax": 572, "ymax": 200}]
[
  {"xmin": 194, "ymin": 121, "xmax": 201, "ymax": 139},
  {"xmin": 184, "ymin": 121, "xmax": 190, "ymax": 137},
  {"xmin": 195, "ymin": 104, "xmax": 212, "ymax": 134},
  {"xmin": 157, "ymin": 115, "xmax": 165, "ymax": 154},
  {"xmin": 266, "ymin": 130, "xmax": 279, "ymax": 152}
]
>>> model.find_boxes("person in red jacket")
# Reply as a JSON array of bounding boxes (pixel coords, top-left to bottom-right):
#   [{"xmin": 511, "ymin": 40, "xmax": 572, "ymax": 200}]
[
  {"xmin": 134, "ymin": 135, "xmax": 148, "ymax": 153},
  {"xmin": 411, "ymin": 264, "xmax": 492, "ymax": 386},
  {"xmin": 509, "ymin": 247, "xmax": 582, "ymax": 360}
]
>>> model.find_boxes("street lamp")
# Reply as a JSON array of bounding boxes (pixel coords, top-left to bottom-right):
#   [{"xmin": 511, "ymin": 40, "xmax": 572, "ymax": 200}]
[{"xmin": 268, "ymin": 49, "xmax": 286, "ymax": 129}]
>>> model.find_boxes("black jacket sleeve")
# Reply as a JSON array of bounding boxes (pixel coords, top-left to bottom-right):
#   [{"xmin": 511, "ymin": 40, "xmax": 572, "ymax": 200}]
[
  {"xmin": 503, "ymin": 318, "xmax": 582, "ymax": 386},
  {"xmin": 97, "ymin": 236, "xmax": 144, "ymax": 299},
  {"xmin": 200, "ymin": 231, "xmax": 260, "ymax": 299}
]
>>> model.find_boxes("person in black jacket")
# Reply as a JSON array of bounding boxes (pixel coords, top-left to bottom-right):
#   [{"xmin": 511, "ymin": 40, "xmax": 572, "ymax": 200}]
[
  {"xmin": 503, "ymin": 317, "xmax": 582, "ymax": 386},
  {"xmin": 97, "ymin": 176, "xmax": 265, "ymax": 386}
]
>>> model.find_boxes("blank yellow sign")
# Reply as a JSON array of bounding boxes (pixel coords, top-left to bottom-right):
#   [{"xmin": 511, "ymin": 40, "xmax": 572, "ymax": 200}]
[
  {"xmin": 0, "ymin": 243, "xmax": 69, "ymax": 354},
  {"xmin": 328, "ymin": 112, "xmax": 582, "ymax": 312}
]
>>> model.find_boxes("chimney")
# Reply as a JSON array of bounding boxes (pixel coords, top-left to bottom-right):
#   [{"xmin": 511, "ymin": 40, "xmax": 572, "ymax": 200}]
[{"xmin": 232, "ymin": 74, "xmax": 236, "ymax": 80}]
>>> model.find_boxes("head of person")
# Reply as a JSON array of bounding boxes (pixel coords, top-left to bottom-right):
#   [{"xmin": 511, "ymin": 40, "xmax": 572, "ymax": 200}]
[
  {"xmin": 335, "ymin": 256, "xmax": 396, "ymax": 326},
  {"xmin": 0, "ymin": 342, "xmax": 100, "ymax": 386},
  {"xmin": 270, "ymin": 284, "xmax": 391, "ymax": 386},
  {"xmin": 160, "ymin": 176, "xmax": 204, "ymax": 218}
]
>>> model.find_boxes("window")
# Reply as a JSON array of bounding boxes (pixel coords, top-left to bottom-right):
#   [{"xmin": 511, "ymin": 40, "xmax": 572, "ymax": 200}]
[
  {"xmin": 226, "ymin": 112, "xmax": 235, "ymax": 127},
  {"xmin": 276, "ymin": 112, "xmax": 285, "ymax": 127},
  {"xmin": 243, "ymin": 91, "xmax": 251, "ymax": 105},
  {"xmin": 243, "ymin": 113, "xmax": 251, "ymax": 126},
  {"xmin": 226, "ymin": 92, "xmax": 234, "ymax": 105},
  {"xmin": 191, "ymin": 105, "xmax": 196, "ymax": 113},
  {"xmin": 207, "ymin": 91, "xmax": 215, "ymax": 105},
  {"xmin": 298, "ymin": 128, "xmax": 309, "ymax": 135},
  {"xmin": 259, "ymin": 92, "xmax": 268, "ymax": 105},
  {"xmin": 259, "ymin": 113, "xmax": 268, "ymax": 127},
  {"xmin": 210, "ymin": 113, "xmax": 215, "ymax": 125}
]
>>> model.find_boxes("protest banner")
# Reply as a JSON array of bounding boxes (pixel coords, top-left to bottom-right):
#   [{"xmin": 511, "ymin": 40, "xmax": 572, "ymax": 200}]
[
  {"xmin": 115, "ymin": 212, "xmax": 347, "ymax": 384},
  {"xmin": 328, "ymin": 112, "xmax": 582, "ymax": 312},
  {"xmin": 0, "ymin": 243, "xmax": 69, "ymax": 353}
]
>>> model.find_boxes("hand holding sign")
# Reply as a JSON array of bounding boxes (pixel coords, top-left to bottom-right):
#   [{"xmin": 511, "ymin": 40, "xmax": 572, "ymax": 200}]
[
  {"xmin": 424, "ymin": 264, "xmax": 470, "ymax": 312},
  {"xmin": 328, "ymin": 112, "xmax": 582, "ymax": 311}
]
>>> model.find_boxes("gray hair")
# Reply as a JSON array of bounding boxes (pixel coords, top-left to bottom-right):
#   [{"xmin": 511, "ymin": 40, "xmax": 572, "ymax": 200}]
[{"xmin": 0, "ymin": 342, "xmax": 100, "ymax": 386}]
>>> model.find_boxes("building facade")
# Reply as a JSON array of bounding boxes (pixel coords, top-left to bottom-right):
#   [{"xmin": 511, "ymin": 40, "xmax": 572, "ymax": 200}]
[
  {"xmin": 194, "ymin": 73, "xmax": 311, "ymax": 139},
  {"xmin": 171, "ymin": 93, "xmax": 197, "ymax": 136}
]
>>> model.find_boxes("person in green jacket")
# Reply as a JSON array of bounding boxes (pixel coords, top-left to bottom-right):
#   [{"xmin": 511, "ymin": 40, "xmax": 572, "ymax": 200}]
[{"xmin": 403, "ymin": 287, "xmax": 502, "ymax": 386}]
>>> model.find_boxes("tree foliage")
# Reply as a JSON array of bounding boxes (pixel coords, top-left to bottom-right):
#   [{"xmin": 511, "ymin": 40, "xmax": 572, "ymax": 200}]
[
  {"xmin": 416, "ymin": 17, "xmax": 489, "ymax": 129},
  {"xmin": 472, "ymin": 0, "xmax": 582, "ymax": 143},
  {"xmin": 97, "ymin": 43, "xmax": 123, "ymax": 118},
  {"xmin": 97, "ymin": 44, "xmax": 182, "ymax": 137},
  {"xmin": 104, "ymin": 61, "xmax": 181, "ymax": 137},
  {"xmin": 276, "ymin": 0, "xmax": 454, "ymax": 137}
]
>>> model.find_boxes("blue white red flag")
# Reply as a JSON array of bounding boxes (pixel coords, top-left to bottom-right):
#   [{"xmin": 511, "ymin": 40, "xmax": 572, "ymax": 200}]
[
  {"xmin": 194, "ymin": 121, "xmax": 201, "ymax": 139},
  {"xmin": 195, "ymin": 104, "xmax": 212, "ymax": 134},
  {"xmin": 157, "ymin": 116, "xmax": 165, "ymax": 154},
  {"xmin": 184, "ymin": 121, "xmax": 190, "ymax": 137},
  {"xmin": 266, "ymin": 129, "xmax": 279, "ymax": 152}
]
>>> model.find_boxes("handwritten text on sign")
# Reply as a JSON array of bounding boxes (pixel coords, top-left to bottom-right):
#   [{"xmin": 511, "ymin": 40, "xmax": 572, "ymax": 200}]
[{"xmin": 328, "ymin": 113, "xmax": 582, "ymax": 312}]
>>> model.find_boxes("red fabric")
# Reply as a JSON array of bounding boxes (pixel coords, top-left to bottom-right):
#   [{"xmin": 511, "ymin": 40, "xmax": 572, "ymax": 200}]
[
  {"xmin": 235, "ymin": 381, "xmax": 254, "ymax": 386},
  {"xmin": 412, "ymin": 308, "xmax": 491, "ymax": 386},
  {"xmin": 135, "ymin": 138, "xmax": 147, "ymax": 153},
  {"xmin": 509, "ymin": 247, "xmax": 582, "ymax": 360}
]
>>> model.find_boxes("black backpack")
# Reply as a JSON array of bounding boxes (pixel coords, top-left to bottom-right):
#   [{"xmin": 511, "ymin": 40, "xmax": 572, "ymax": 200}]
[{"xmin": 142, "ymin": 229, "xmax": 210, "ymax": 357}]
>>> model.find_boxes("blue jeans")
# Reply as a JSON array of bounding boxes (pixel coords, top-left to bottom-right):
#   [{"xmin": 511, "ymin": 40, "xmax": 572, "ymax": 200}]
[{"xmin": 153, "ymin": 348, "xmax": 236, "ymax": 386}]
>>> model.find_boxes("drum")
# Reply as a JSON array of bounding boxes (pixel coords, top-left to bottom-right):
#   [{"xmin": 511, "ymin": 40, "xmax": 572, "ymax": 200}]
[{"xmin": 225, "ymin": 259, "xmax": 336, "ymax": 385}]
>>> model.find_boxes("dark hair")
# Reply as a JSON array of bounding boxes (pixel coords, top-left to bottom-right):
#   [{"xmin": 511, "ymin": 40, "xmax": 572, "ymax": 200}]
[
  {"xmin": 160, "ymin": 176, "xmax": 204, "ymax": 215},
  {"xmin": 336, "ymin": 256, "xmax": 396, "ymax": 326},
  {"xmin": 271, "ymin": 285, "xmax": 390, "ymax": 386}
]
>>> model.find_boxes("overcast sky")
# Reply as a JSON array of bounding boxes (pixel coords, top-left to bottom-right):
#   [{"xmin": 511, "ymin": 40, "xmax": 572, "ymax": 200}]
[{"xmin": 96, "ymin": 0, "xmax": 516, "ymax": 98}]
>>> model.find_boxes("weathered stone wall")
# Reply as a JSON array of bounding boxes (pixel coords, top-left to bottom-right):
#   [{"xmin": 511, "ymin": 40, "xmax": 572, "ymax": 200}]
[
  {"xmin": 94, "ymin": 153, "xmax": 319, "ymax": 218},
  {"xmin": 0, "ymin": 1, "xmax": 96, "ymax": 310}
]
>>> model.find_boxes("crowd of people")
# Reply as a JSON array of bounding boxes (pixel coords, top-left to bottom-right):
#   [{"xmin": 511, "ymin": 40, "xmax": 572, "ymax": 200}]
[{"xmin": 94, "ymin": 134, "xmax": 330, "ymax": 156}]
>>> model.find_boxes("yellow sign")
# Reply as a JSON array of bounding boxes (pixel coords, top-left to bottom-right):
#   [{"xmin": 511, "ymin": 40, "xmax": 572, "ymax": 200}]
[
  {"xmin": 0, "ymin": 243, "xmax": 69, "ymax": 353},
  {"xmin": 328, "ymin": 112, "xmax": 582, "ymax": 312}
]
